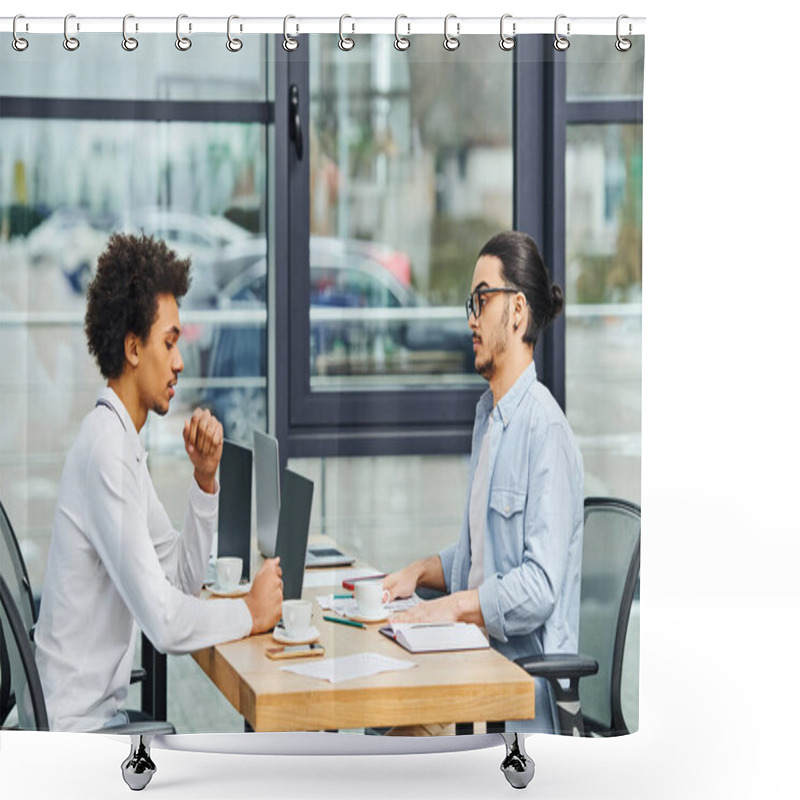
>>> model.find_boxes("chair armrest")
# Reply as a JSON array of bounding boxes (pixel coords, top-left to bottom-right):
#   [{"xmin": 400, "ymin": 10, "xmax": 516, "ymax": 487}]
[
  {"xmin": 514, "ymin": 652, "xmax": 598, "ymax": 681},
  {"xmin": 129, "ymin": 668, "xmax": 147, "ymax": 685},
  {"xmin": 514, "ymin": 653, "xmax": 598, "ymax": 737}
]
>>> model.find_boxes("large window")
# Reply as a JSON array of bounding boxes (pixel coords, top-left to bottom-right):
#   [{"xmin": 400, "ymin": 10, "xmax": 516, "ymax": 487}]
[
  {"xmin": 279, "ymin": 37, "xmax": 520, "ymax": 456},
  {"xmin": 1, "ymin": 31, "xmax": 643, "ymax": 586},
  {"xmin": 565, "ymin": 37, "xmax": 644, "ymax": 502},
  {"xmin": 278, "ymin": 35, "xmax": 643, "ymax": 465},
  {"xmin": 307, "ymin": 36, "xmax": 511, "ymax": 391},
  {"xmin": 1, "ymin": 31, "xmax": 643, "ymax": 734},
  {"xmin": 0, "ymin": 36, "xmax": 270, "ymax": 594}
]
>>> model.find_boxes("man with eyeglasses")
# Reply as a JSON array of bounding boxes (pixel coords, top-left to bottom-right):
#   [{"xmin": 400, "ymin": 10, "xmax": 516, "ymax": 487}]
[{"xmin": 384, "ymin": 230, "xmax": 584, "ymax": 734}]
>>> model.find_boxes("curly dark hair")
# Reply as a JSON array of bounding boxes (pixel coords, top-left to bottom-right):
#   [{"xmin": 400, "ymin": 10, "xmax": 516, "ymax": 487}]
[{"xmin": 85, "ymin": 233, "xmax": 191, "ymax": 379}]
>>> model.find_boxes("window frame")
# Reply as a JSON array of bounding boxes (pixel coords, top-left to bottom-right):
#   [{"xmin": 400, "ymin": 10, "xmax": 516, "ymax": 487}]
[{"xmin": 277, "ymin": 35, "xmax": 575, "ymax": 459}]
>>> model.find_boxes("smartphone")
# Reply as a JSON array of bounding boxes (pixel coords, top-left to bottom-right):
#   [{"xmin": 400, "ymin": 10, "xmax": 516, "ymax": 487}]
[{"xmin": 265, "ymin": 642, "xmax": 325, "ymax": 660}]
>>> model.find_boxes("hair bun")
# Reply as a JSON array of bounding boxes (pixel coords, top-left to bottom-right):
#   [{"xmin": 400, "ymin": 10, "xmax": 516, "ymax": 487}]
[{"xmin": 549, "ymin": 284, "xmax": 564, "ymax": 321}]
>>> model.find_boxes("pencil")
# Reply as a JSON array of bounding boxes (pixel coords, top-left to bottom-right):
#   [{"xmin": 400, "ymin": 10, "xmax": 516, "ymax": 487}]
[{"xmin": 323, "ymin": 614, "xmax": 367, "ymax": 630}]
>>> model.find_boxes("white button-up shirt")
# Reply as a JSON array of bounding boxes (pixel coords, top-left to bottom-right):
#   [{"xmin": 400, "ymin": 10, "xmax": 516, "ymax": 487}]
[{"xmin": 34, "ymin": 387, "xmax": 252, "ymax": 732}]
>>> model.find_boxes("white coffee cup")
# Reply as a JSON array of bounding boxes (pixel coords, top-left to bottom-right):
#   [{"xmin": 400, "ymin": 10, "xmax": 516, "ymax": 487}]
[
  {"xmin": 215, "ymin": 557, "xmax": 243, "ymax": 591},
  {"xmin": 354, "ymin": 580, "xmax": 390, "ymax": 618},
  {"xmin": 282, "ymin": 599, "xmax": 312, "ymax": 636}
]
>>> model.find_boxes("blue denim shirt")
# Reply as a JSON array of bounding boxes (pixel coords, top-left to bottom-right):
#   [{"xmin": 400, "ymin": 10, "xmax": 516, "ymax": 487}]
[{"xmin": 439, "ymin": 360, "xmax": 584, "ymax": 663}]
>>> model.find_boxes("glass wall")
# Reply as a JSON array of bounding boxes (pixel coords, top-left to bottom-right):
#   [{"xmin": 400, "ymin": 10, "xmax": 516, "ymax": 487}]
[
  {"xmin": 564, "ymin": 38, "xmax": 643, "ymax": 731},
  {"xmin": 565, "ymin": 123, "xmax": 642, "ymax": 501},
  {"xmin": 1, "ymin": 34, "xmax": 268, "ymax": 102},
  {"xmin": 1, "ymin": 35, "xmax": 642, "ymax": 733},
  {"xmin": 0, "ymin": 37, "xmax": 269, "ymax": 595},
  {"xmin": 565, "ymin": 39, "xmax": 644, "ymax": 503},
  {"xmin": 307, "ymin": 36, "xmax": 512, "ymax": 390}
]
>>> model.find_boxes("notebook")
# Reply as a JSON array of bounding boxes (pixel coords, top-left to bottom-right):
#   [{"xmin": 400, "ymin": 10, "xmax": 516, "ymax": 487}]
[
  {"xmin": 379, "ymin": 622, "xmax": 490, "ymax": 653},
  {"xmin": 217, "ymin": 439, "xmax": 253, "ymax": 580},
  {"xmin": 253, "ymin": 430, "xmax": 281, "ymax": 557},
  {"xmin": 273, "ymin": 469, "xmax": 314, "ymax": 600}
]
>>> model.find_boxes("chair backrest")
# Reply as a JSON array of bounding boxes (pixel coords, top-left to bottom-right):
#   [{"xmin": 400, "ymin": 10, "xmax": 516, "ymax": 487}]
[
  {"xmin": 0, "ymin": 501, "xmax": 39, "ymax": 725},
  {"xmin": 578, "ymin": 497, "xmax": 640, "ymax": 735},
  {"xmin": 0, "ymin": 500, "xmax": 37, "ymax": 636},
  {"xmin": 0, "ymin": 574, "xmax": 49, "ymax": 730}
]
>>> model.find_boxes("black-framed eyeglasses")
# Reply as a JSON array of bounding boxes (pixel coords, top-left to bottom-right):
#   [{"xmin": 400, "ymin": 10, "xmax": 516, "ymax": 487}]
[{"xmin": 465, "ymin": 287, "xmax": 518, "ymax": 321}]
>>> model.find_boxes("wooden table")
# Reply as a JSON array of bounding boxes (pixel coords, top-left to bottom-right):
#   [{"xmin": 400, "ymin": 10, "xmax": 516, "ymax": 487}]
[{"xmin": 192, "ymin": 573, "xmax": 536, "ymax": 732}]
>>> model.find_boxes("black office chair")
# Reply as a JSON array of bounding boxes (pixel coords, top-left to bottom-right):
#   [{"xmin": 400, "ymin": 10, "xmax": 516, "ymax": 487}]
[
  {"xmin": 515, "ymin": 497, "xmax": 641, "ymax": 736},
  {"xmin": 0, "ymin": 574, "xmax": 49, "ymax": 731},
  {"xmin": 0, "ymin": 501, "xmax": 37, "ymax": 639},
  {"xmin": 0, "ymin": 500, "xmax": 147, "ymax": 721},
  {"xmin": 1, "ymin": 573, "xmax": 174, "ymax": 788},
  {"xmin": 0, "ymin": 500, "xmax": 38, "ymax": 725}
]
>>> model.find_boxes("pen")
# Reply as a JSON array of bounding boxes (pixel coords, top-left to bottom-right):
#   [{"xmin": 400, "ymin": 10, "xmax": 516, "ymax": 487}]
[
  {"xmin": 323, "ymin": 614, "xmax": 367, "ymax": 630},
  {"xmin": 409, "ymin": 623, "xmax": 456, "ymax": 629},
  {"xmin": 333, "ymin": 593, "xmax": 353, "ymax": 599}
]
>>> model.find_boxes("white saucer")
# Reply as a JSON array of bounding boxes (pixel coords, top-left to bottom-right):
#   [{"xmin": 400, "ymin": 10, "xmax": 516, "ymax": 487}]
[
  {"xmin": 344, "ymin": 609, "xmax": 390, "ymax": 624},
  {"xmin": 208, "ymin": 582, "xmax": 251, "ymax": 598},
  {"xmin": 273, "ymin": 625, "xmax": 321, "ymax": 645}
]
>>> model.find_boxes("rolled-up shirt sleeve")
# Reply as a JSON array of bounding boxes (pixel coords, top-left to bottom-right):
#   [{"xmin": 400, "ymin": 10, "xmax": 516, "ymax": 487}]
[
  {"xmin": 438, "ymin": 543, "xmax": 456, "ymax": 593},
  {"xmin": 84, "ymin": 433, "xmax": 252, "ymax": 654},
  {"xmin": 478, "ymin": 423, "xmax": 578, "ymax": 643}
]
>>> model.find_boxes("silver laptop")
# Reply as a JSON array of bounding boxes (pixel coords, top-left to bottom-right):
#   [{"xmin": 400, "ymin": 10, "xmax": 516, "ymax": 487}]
[
  {"xmin": 254, "ymin": 429, "xmax": 354, "ymax": 568},
  {"xmin": 253, "ymin": 430, "xmax": 281, "ymax": 557},
  {"xmin": 305, "ymin": 545, "xmax": 355, "ymax": 569}
]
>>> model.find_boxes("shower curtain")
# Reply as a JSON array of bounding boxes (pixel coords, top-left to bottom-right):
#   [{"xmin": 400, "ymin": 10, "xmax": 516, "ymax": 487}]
[{"xmin": 0, "ymin": 7, "xmax": 644, "ymax": 789}]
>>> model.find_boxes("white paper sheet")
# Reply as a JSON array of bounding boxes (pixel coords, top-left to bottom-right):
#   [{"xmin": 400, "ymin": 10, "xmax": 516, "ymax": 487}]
[
  {"xmin": 279, "ymin": 652, "xmax": 416, "ymax": 684},
  {"xmin": 302, "ymin": 567, "xmax": 383, "ymax": 589}
]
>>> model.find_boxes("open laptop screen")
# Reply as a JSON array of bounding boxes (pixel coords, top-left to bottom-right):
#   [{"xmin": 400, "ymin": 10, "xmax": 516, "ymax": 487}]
[
  {"xmin": 218, "ymin": 440, "xmax": 252, "ymax": 580},
  {"xmin": 274, "ymin": 469, "xmax": 314, "ymax": 600}
]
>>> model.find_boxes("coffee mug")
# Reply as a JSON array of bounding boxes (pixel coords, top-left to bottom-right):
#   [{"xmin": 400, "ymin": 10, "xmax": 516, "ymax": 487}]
[
  {"xmin": 215, "ymin": 557, "xmax": 243, "ymax": 590},
  {"xmin": 282, "ymin": 599, "xmax": 312, "ymax": 636},
  {"xmin": 354, "ymin": 580, "xmax": 390, "ymax": 618}
]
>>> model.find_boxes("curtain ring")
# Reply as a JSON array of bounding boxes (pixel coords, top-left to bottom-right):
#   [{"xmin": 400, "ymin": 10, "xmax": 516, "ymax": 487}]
[
  {"xmin": 443, "ymin": 14, "xmax": 460, "ymax": 51},
  {"xmin": 283, "ymin": 15, "xmax": 299, "ymax": 51},
  {"xmin": 122, "ymin": 14, "xmax": 138, "ymax": 51},
  {"xmin": 499, "ymin": 14, "xmax": 515, "ymax": 51},
  {"xmin": 339, "ymin": 14, "xmax": 355, "ymax": 51},
  {"xmin": 226, "ymin": 15, "xmax": 243, "ymax": 52},
  {"xmin": 615, "ymin": 15, "xmax": 632, "ymax": 52},
  {"xmin": 63, "ymin": 13, "xmax": 80, "ymax": 51},
  {"xmin": 12, "ymin": 15, "xmax": 29, "ymax": 52},
  {"xmin": 553, "ymin": 14, "xmax": 570, "ymax": 51},
  {"xmin": 176, "ymin": 14, "xmax": 192, "ymax": 51},
  {"xmin": 394, "ymin": 15, "xmax": 410, "ymax": 51}
]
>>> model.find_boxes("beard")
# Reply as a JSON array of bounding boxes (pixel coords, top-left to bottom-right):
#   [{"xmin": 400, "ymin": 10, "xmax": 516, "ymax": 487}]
[
  {"xmin": 474, "ymin": 303, "xmax": 509, "ymax": 380},
  {"xmin": 152, "ymin": 400, "xmax": 169, "ymax": 417}
]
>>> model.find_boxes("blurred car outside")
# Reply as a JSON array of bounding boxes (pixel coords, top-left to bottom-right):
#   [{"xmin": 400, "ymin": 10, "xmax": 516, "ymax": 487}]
[
  {"xmin": 187, "ymin": 236, "xmax": 473, "ymax": 442},
  {"xmin": 23, "ymin": 207, "xmax": 258, "ymax": 403},
  {"xmin": 25, "ymin": 206, "xmax": 256, "ymax": 306},
  {"xmin": 24, "ymin": 207, "xmax": 114, "ymax": 292}
]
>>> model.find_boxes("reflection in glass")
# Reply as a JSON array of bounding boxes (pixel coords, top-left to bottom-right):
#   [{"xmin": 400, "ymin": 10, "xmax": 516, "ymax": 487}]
[
  {"xmin": 0, "ymin": 34, "xmax": 267, "ymax": 102},
  {"xmin": 565, "ymin": 123, "xmax": 642, "ymax": 503},
  {"xmin": 308, "ymin": 35, "xmax": 512, "ymax": 389},
  {"xmin": 0, "ymin": 116, "xmax": 267, "ymax": 594},
  {"xmin": 566, "ymin": 36, "xmax": 645, "ymax": 102}
]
